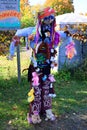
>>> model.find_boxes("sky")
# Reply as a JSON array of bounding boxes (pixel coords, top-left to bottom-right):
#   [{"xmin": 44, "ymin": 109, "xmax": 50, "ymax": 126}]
[
  {"xmin": 29, "ymin": 0, "xmax": 87, "ymax": 14},
  {"xmin": 73, "ymin": 0, "xmax": 87, "ymax": 14},
  {"xmin": 29, "ymin": 0, "xmax": 46, "ymax": 6}
]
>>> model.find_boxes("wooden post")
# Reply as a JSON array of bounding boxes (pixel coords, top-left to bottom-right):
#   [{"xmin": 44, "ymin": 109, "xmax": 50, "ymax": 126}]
[{"xmin": 17, "ymin": 45, "xmax": 21, "ymax": 83}]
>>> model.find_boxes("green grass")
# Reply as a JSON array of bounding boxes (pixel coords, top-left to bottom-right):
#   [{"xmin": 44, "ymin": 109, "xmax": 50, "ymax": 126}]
[
  {"xmin": 0, "ymin": 54, "xmax": 87, "ymax": 130},
  {"xmin": 53, "ymin": 79, "xmax": 87, "ymax": 115},
  {"xmin": 0, "ymin": 76, "xmax": 31, "ymax": 130}
]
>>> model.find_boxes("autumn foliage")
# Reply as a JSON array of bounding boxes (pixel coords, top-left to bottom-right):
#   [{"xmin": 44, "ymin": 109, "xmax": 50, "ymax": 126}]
[
  {"xmin": 20, "ymin": 0, "xmax": 35, "ymax": 28},
  {"xmin": 0, "ymin": 31, "xmax": 16, "ymax": 55},
  {"xmin": 44, "ymin": 0, "xmax": 74, "ymax": 15}
]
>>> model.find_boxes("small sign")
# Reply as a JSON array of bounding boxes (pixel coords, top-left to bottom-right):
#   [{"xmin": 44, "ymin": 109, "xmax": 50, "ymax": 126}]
[{"xmin": 0, "ymin": 0, "xmax": 21, "ymax": 30}]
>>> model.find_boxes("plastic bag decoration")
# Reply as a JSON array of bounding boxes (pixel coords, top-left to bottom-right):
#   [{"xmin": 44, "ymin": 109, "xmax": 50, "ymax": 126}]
[{"xmin": 65, "ymin": 42, "xmax": 77, "ymax": 59}]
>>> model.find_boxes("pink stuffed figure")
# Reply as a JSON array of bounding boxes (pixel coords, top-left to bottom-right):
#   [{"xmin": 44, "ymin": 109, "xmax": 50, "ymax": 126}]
[
  {"xmin": 65, "ymin": 42, "xmax": 77, "ymax": 59},
  {"xmin": 48, "ymin": 74, "xmax": 56, "ymax": 82},
  {"xmin": 32, "ymin": 72, "xmax": 40, "ymax": 86}
]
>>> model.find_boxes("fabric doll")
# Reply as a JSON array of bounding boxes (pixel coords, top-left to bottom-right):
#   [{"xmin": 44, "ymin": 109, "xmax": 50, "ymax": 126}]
[
  {"xmin": 27, "ymin": 111, "xmax": 42, "ymax": 124},
  {"xmin": 32, "ymin": 72, "xmax": 40, "ymax": 86},
  {"xmin": 48, "ymin": 74, "xmax": 56, "ymax": 82},
  {"xmin": 31, "ymin": 111, "xmax": 42, "ymax": 124},
  {"xmin": 65, "ymin": 42, "xmax": 77, "ymax": 59},
  {"xmin": 27, "ymin": 88, "xmax": 35, "ymax": 103},
  {"xmin": 45, "ymin": 109, "xmax": 56, "ymax": 121}
]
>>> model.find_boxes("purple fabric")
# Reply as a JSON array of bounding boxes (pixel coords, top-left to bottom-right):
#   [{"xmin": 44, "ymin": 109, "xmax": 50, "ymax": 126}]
[
  {"xmin": 35, "ymin": 20, "xmax": 40, "ymax": 44},
  {"xmin": 54, "ymin": 32, "xmax": 60, "ymax": 47}
]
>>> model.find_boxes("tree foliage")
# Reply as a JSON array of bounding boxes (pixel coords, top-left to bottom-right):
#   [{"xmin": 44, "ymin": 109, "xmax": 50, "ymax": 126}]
[
  {"xmin": 0, "ymin": 31, "xmax": 16, "ymax": 56},
  {"xmin": 44, "ymin": 0, "xmax": 74, "ymax": 15},
  {"xmin": 20, "ymin": 0, "xmax": 35, "ymax": 28}
]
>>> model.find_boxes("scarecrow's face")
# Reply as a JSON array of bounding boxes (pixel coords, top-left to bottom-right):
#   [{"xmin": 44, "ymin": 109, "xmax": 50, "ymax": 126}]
[
  {"xmin": 41, "ymin": 15, "xmax": 55, "ymax": 40},
  {"xmin": 42, "ymin": 15, "xmax": 55, "ymax": 25}
]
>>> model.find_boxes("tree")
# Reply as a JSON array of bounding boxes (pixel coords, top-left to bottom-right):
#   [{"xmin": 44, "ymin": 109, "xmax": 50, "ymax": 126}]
[
  {"xmin": 44, "ymin": 0, "xmax": 74, "ymax": 15},
  {"xmin": 20, "ymin": 0, "xmax": 35, "ymax": 28}
]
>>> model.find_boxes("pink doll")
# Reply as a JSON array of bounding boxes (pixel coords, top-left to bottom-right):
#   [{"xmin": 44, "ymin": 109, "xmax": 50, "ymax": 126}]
[{"xmin": 32, "ymin": 72, "xmax": 40, "ymax": 86}]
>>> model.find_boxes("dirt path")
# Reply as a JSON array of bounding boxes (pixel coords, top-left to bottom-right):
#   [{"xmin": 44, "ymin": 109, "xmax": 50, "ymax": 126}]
[
  {"xmin": 6, "ymin": 113, "xmax": 87, "ymax": 130},
  {"xmin": 33, "ymin": 113, "xmax": 87, "ymax": 130}
]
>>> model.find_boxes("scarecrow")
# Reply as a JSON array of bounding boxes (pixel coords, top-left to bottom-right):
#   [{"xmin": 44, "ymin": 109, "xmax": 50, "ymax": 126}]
[
  {"xmin": 27, "ymin": 7, "xmax": 76, "ymax": 124},
  {"xmin": 7, "ymin": 7, "xmax": 76, "ymax": 124}
]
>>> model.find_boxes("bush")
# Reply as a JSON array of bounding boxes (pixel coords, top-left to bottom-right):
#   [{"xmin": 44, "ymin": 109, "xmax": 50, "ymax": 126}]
[
  {"xmin": 71, "ymin": 59, "xmax": 87, "ymax": 80},
  {"xmin": 56, "ymin": 58, "xmax": 87, "ymax": 82},
  {"xmin": 0, "ymin": 31, "xmax": 16, "ymax": 55},
  {"xmin": 55, "ymin": 65, "xmax": 71, "ymax": 83}
]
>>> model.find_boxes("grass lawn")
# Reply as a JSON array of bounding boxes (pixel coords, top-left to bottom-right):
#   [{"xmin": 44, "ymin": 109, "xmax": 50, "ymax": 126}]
[{"xmin": 0, "ymin": 53, "xmax": 87, "ymax": 130}]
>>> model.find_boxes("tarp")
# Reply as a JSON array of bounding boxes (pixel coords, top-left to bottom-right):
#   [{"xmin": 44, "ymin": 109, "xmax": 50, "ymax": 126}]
[{"xmin": 56, "ymin": 13, "xmax": 87, "ymax": 24}]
